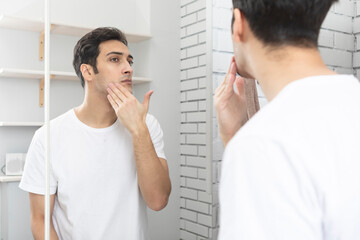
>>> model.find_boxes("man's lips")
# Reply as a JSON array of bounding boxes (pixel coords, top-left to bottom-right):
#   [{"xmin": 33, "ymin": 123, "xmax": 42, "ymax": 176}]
[{"xmin": 121, "ymin": 79, "xmax": 132, "ymax": 84}]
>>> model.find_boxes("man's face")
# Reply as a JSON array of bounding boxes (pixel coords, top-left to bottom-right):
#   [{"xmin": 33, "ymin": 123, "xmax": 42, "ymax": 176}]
[
  {"xmin": 93, "ymin": 40, "xmax": 134, "ymax": 94},
  {"xmin": 231, "ymin": 11, "xmax": 254, "ymax": 79}
]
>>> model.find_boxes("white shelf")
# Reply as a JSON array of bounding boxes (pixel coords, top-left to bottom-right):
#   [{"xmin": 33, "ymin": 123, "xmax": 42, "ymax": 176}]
[
  {"xmin": 0, "ymin": 14, "xmax": 151, "ymax": 43},
  {"xmin": 0, "ymin": 68, "xmax": 152, "ymax": 83},
  {"xmin": 0, "ymin": 68, "xmax": 77, "ymax": 81},
  {"xmin": 0, "ymin": 122, "xmax": 43, "ymax": 127},
  {"xmin": 0, "ymin": 175, "xmax": 22, "ymax": 183},
  {"xmin": 0, "ymin": 68, "xmax": 152, "ymax": 84}
]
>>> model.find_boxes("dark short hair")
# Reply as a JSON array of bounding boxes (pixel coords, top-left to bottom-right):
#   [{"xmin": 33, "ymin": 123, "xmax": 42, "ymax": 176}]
[
  {"xmin": 73, "ymin": 27, "xmax": 128, "ymax": 88},
  {"xmin": 232, "ymin": 0, "xmax": 338, "ymax": 48}
]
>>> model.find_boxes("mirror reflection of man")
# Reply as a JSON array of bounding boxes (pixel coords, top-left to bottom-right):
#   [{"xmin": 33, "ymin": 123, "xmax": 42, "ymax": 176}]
[
  {"xmin": 20, "ymin": 27, "xmax": 171, "ymax": 240},
  {"xmin": 215, "ymin": 0, "xmax": 360, "ymax": 239}
]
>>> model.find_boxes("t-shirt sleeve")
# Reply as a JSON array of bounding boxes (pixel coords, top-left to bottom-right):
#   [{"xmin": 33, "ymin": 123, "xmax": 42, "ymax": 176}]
[
  {"xmin": 146, "ymin": 114, "xmax": 166, "ymax": 160},
  {"xmin": 219, "ymin": 134, "xmax": 321, "ymax": 240},
  {"xmin": 19, "ymin": 128, "xmax": 57, "ymax": 195}
]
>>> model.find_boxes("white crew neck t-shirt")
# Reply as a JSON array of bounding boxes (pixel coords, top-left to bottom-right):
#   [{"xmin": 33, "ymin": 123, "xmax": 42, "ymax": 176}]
[
  {"xmin": 20, "ymin": 109, "xmax": 166, "ymax": 240},
  {"xmin": 219, "ymin": 75, "xmax": 360, "ymax": 240}
]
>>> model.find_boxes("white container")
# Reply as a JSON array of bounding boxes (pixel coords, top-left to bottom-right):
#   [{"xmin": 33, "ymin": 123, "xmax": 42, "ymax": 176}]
[{"xmin": 5, "ymin": 153, "xmax": 27, "ymax": 175}]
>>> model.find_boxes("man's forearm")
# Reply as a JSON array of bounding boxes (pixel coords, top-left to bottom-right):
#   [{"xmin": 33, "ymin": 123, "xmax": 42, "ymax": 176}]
[
  {"xmin": 32, "ymin": 220, "xmax": 59, "ymax": 240},
  {"xmin": 132, "ymin": 123, "xmax": 171, "ymax": 211}
]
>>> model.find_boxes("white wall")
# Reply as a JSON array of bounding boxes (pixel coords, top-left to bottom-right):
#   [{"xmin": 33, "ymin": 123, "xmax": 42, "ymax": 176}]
[
  {"xmin": 320, "ymin": 0, "xmax": 356, "ymax": 75},
  {"xmin": 179, "ymin": 0, "xmax": 215, "ymax": 239},
  {"xmin": 0, "ymin": 0, "xmax": 151, "ymax": 36},
  {"xmin": 355, "ymin": 1, "xmax": 360, "ymax": 78},
  {"xmin": 131, "ymin": 0, "xmax": 181, "ymax": 239}
]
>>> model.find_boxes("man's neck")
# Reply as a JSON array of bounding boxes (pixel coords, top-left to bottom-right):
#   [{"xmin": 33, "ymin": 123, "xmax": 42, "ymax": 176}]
[
  {"xmin": 75, "ymin": 90, "xmax": 117, "ymax": 128},
  {"xmin": 252, "ymin": 46, "xmax": 336, "ymax": 101}
]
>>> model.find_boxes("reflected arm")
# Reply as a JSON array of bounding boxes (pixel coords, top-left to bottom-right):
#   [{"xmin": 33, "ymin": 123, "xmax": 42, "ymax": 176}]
[{"xmin": 29, "ymin": 193, "xmax": 59, "ymax": 240}]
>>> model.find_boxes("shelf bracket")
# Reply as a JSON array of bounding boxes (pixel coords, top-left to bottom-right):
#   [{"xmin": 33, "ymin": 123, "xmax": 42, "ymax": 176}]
[
  {"xmin": 39, "ymin": 30, "xmax": 44, "ymax": 61},
  {"xmin": 40, "ymin": 77, "xmax": 44, "ymax": 106},
  {"xmin": 39, "ymin": 25, "xmax": 54, "ymax": 61},
  {"xmin": 39, "ymin": 75, "xmax": 53, "ymax": 107}
]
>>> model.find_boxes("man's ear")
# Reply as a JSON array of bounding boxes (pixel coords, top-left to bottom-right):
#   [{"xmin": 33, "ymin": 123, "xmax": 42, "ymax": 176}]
[
  {"xmin": 80, "ymin": 64, "xmax": 93, "ymax": 82},
  {"xmin": 232, "ymin": 8, "xmax": 244, "ymax": 42}
]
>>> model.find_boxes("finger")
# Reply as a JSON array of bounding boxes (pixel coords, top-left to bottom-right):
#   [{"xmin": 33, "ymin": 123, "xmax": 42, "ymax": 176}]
[
  {"xmin": 115, "ymin": 83, "xmax": 132, "ymax": 98},
  {"xmin": 230, "ymin": 59, "xmax": 237, "ymax": 76},
  {"xmin": 107, "ymin": 87, "xmax": 123, "ymax": 106},
  {"xmin": 227, "ymin": 56, "xmax": 236, "ymax": 75},
  {"xmin": 215, "ymin": 82, "xmax": 226, "ymax": 97},
  {"xmin": 107, "ymin": 94, "xmax": 119, "ymax": 110},
  {"xmin": 108, "ymin": 83, "xmax": 127, "ymax": 102},
  {"xmin": 143, "ymin": 90, "xmax": 154, "ymax": 112},
  {"xmin": 235, "ymin": 76, "xmax": 245, "ymax": 95},
  {"xmin": 225, "ymin": 68, "xmax": 236, "ymax": 94},
  {"xmin": 219, "ymin": 59, "xmax": 236, "ymax": 89}
]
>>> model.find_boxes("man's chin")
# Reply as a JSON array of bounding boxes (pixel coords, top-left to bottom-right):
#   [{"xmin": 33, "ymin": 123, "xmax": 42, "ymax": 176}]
[{"xmin": 237, "ymin": 69, "xmax": 255, "ymax": 79}]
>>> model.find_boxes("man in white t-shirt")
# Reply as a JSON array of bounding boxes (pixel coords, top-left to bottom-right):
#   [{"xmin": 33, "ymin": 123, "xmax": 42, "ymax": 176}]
[
  {"xmin": 19, "ymin": 27, "xmax": 171, "ymax": 240},
  {"xmin": 215, "ymin": 0, "xmax": 360, "ymax": 239}
]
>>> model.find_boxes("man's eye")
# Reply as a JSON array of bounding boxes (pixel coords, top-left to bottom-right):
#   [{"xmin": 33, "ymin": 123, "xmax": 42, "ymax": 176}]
[
  {"xmin": 110, "ymin": 57, "xmax": 119, "ymax": 62},
  {"xmin": 128, "ymin": 60, "xmax": 134, "ymax": 66}
]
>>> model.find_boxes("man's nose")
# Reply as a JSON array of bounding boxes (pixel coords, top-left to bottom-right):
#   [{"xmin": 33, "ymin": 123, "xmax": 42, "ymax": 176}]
[{"xmin": 123, "ymin": 61, "xmax": 133, "ymax": 75}]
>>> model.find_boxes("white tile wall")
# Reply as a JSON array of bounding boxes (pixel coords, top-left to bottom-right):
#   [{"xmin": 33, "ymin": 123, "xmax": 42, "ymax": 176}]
[
  {"xmin": 212, "ymin": 7, "xmax": 232, "ymax": 30},
  {"xmin": 319, "ymin": 47, "xmax": 353, "ymax": 68},
  {"xmin": 322, "ymin": 12, "xmax": 353, "ymax": 33},
  {"xmin": 355, "ymin": 52, "xmax": 360, "ymax": 67},
  {"xmin": 319, "ymin": 29, "xmax": 334, "ymax": 48},
  {"xmin": 356, "ymin": 1, "xmax": 360, "ymax": 79},
  {"xmin": 334, "ymin": 32, "xmax": 355, "ymax": 51},
  {"xmin": 333, "ymin": 0, "xmax": 355, "ymax": 16},
  {"xmin": 180, "ymin": 2, "xmax": 213, "ymax": 238},
  {"xmin": 354, "ymin": 17, "xmax": 360, "ymax": 34},
  {"xmin": 213, "ymin": 29, "xmax": 233, "ymax": 52}
]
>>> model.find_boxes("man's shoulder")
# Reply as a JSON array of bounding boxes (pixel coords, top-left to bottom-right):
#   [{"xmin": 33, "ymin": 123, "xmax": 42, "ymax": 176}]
[
  {"xmin": 145, "ymin": 113, "xmax": 160, "ymax": 128},
  {"xmin": 34, "ymin": 109, "xmax": 75, "ymax": 138}
]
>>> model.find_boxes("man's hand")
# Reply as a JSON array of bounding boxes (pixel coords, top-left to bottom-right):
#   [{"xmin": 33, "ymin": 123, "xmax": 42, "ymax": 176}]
[
  {"xmin": 107, "ymin": 83, "xmax": 153, "ymax": 135},
  {"xmin": 107, "ymin": 83, "xmax": 171, "ymax": 211},
  {"xmin": 214, "ymin": 57, "xmax": 247, "ymax": 146}
]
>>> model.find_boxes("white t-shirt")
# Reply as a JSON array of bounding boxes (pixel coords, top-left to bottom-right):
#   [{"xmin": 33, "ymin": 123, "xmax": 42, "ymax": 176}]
[
  {"xmin": 19, "ymin": 109, "xmax": 166, "ymax": 240},
  {"xmin": 219, "ymin": 75, "xmax": 360, "ymax": 240}
]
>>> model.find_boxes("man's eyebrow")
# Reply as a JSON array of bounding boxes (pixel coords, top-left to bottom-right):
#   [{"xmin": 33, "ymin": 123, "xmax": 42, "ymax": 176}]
[{"xmin": 106, "ymin": 51, "xmax": 133, "ymax": 60}]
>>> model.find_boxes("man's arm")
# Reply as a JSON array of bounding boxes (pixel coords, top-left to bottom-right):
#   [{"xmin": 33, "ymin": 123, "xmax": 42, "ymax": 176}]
[
  {"xmin": 107, "ymin": 83, "xmax": 171, "ymax": 211},
  {"xmin": 29, "ymin": 193, "xmax": 59, "ymax": 240},
  {"xmin": 132, "ymin": 125, "xmax": 171, "ymax": 211}
]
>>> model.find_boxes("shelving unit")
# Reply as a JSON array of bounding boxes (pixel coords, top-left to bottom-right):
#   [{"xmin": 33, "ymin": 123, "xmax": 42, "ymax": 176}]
[
  {"xmin": 0, "ymin": 68, "xmax": 152, "ymax": 84},
  {"xmin": 0, "ymin": 175, "xmax": 21, "ymax": 183},
  {"xmin": 0, "ymin": 14, "xmax": 152, "ymax": 42},
  {"xmin": 0, "ymin": 7, "xmax": 154, "ymax": 239},
  {"xmin": 0, "ymin": 122, "xmax": 43, "ymax": 127}
]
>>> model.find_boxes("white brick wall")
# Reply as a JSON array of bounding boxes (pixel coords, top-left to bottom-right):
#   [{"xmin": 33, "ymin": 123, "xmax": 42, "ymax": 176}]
[
  {"xmin": 211, "ymin": 1, "xmax": 234, "ymax": 239},
  {"xmin": 180, "ymin": 0, "xmax": 214, "ymax": 239},
  {"xmin": 356, "ymin": 1, "xmax": 360, "ymax": 79},
  {"xmin": 319, "ymin": 0, "xmax": 356, "ymax": 75}
]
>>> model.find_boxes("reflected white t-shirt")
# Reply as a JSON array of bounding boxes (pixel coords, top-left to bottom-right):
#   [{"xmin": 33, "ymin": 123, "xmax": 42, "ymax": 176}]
[
  {"xmin": 19, "ymin": 109, "xmax": 166, "ymax": 240},
  {"xmin": 219, "ymin": 75, "xmax": 360, "ymax": 239}
]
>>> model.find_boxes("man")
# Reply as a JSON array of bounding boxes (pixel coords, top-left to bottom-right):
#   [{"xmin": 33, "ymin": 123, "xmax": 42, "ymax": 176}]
[
  {"xmin": 20, "ymin": 27, "xmax": 171, "ymax": 240},
  {"xmin": 215, "ymin": 0, "xmax": 360, "ymax": 239}
]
